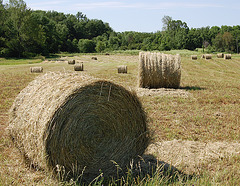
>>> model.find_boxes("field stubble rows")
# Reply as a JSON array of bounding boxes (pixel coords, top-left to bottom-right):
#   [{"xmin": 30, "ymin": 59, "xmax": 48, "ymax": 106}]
[{"xmin": 0, "ymin": 53, "xmax": 240, "ymax": 185}]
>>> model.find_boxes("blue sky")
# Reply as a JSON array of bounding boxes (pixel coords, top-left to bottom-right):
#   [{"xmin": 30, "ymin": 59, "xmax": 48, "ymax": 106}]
[{"xmin": 4, "ymin": 0, "xmax": 240, "ymax": 32}]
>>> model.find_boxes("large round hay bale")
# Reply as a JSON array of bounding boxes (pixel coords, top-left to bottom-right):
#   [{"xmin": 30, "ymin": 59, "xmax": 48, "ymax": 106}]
[
  {"xmin": 117, "ymin": 65, "xmax": 127, "ymax": 73},
  {"xmin": 30, "ymin": 67, "xmax": 43, "ymax": 73},
  {"xmin": 138, "ymin": 52, "xmax": 181, "ymax": 89},
  {"xmin": 205, "ymin": 54, "xmax": 212, "ymax": 60},
  {"xmin": 191, "ymin": 55, "xmax": 197, "ymax": 60},
  {"xmin": 224, "ymin": 54, "xmax": 232, "ymax": 59},
  {"xmin": 8, "ymin": 72, "xmax": 149, "ymax": 182},
  {"xmin": 217, "ymin": 53, "xmax": 224, "ymax": 58},
  {"xmin": 74, "ymin": 63, "xmax": 84, "ymax": 71}
]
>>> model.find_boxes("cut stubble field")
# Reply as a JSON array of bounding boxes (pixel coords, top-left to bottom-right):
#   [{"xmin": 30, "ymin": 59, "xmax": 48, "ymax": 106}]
[{"xmin": 0, "ymin": 53, "xmax": 240, "ymax": 185}]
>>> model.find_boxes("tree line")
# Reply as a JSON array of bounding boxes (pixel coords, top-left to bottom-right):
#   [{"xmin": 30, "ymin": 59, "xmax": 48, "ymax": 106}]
[{"xmin": 1, "ymin": 0, "xmax": 240, "ymax": 58}]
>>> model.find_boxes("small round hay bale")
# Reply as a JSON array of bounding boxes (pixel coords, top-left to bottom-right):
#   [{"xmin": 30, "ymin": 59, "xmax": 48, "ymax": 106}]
[
  {"xmin": 205, "ymin": 54, "xmax": 212, "ymax": 60},
  {"xmin": 105, "ymin": 53, "xmax": 110, "ymax": 55},
  {"xmin": 117, "ymin": 65, "xmax": 127, "ymax": 73},
  {"xmin": 8, "ymin": 72, "xmax": 149, "ymax": 182},
  {"xmin": 91, "ymin": 57, "xmax": 98, "ymax": 60},
  {"xmin": 30, "ymin": 67, "xmax": 43, "ymax": 73},
  {"xmin": 68, "ymin": 60, "xmax": 75, "ymax": 65},
  {"xmin": 217, "ymin": 53, "xmax": 224, "ymax": 58},
  {"xmin": 74, "ymin": 63, "xmax": 84, "ymax": 71},
  {"xmin": 191, "ymin": 55, "xmax": 197, "ymax": 60},
  {"xmin": 138, "ymin": 52, "xmax": 181, "ymax": 89},
  {"xmin": 224, "ymin": 54, "xmax": 232, "ymax": 59}
]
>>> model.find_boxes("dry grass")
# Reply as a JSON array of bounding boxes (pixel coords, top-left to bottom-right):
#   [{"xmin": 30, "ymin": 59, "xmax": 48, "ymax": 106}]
[{"xmin": 0, "ymin": 52, "xmax": 240, "ymax": 185}]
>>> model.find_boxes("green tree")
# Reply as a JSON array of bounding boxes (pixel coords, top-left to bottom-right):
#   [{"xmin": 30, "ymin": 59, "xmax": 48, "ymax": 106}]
[
  {"xmin": 78, "ymin": 39, "xmax": 95, "ymax": 53},
  {"xmin": 95, "ymin": 41, "xmax": 106, "ymax": 53}
]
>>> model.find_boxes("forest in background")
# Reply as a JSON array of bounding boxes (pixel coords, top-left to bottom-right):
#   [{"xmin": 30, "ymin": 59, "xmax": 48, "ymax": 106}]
[{"xmin": 1, "ymin": 0, "xmax": 240, "ymax": 57}]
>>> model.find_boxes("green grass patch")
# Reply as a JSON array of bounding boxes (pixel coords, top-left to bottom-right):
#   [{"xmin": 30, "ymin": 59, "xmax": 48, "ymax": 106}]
[{"xmin": 0, "ymin": 58, "xmax": 42, "ymax": 65}]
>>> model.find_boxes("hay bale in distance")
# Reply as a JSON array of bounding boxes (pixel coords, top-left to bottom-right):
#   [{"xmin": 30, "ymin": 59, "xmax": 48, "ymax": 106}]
[
  {"xmin": 138, "ymin": 52, "xmax": 181, "ymax": 89},
  {"xmin": 91, "ymin": 57, "xmax": 98, "ymax": 60},
  {"xmin": 30, "ymin": 67, "xmax": 43, "ymax": 73},
  {"xmin": 68, "ymin": 60, "xmax": 75, "ymax": 65},
  {"xmin": 117, "ymin": 65, "xmax": 127, "ymax": 73},
  {"xmin": 205, "ymin": 54, "xmax": 212, "ymax": 60},
  {"xmin": 224, "ymin": 54, "xmax": 232, "ymax": 59},
  {"xmin": 74, "ymin": 63, "xmax": 84, "ymax": 71},
  {"xmin": 8, "ymin": 72, "xmax": 149, "ymax": 182},
  {"xmin": 191, "ymin": 55, "xmax": 197, "ymax": 60},
  {"xmin": 217, "ymin": 53, "xmax": 224, "ymax": 58}
]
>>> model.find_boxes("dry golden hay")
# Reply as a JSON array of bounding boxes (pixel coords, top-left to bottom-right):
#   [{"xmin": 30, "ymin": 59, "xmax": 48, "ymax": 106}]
[
  {"xmin": 117, "ymin": 65, "xmax": 127, "ymax": 73},
  {"xmin": 68, "ymin": 60, "xmax": 75, "ymax": 65},
  {"xmin": 8, "ymin": 72, "xmax": 149, "ymax": 182},
  {"xmin": 91, "ymin": 57, "xmax": 98, "ymax": 60},
  {"xmin": 191, "ymin": 55, "xmax": 197, "ymax": 60},
  {"xmin": 74, "ymin": 63, "xmax": 84, "ymax": 71},
  {"xmin": 138, "ymin": 52, "xmax": 181, "ymax": 89},
  {"xmin": 30, "ymin": 67, "xmax": 43, "ymax": 73},
  {"xmin": 224, "ymin": 54, "xmax": 232, "ymax": 59},
  {"xmin": 217, "ymin": 53, "xmax": 224, "ymax": 58},
  {"xmin": 205, "ymin": 54, "xmax": 212, "ymax": 60}
]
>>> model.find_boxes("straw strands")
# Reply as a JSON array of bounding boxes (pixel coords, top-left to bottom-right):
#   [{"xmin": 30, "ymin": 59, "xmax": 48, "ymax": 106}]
[
  {"xmin": 224, "ymin": 54, "xmax": 232, "ymax": 59},
  {"xmin": 74, "ymin": 63, "xmax": 84, "ymax": 71},
  {"xmin": 8, "ymin": 72, "xmax": 149, "ymax": 182},
  {"xmin": 30, "ymin": 67, "xmax": 43, "ymax": 73},
  {"xmin": 117, "ymin": 65, "xmax": 127, "ymax": 73},
  {"xmin": 138, "ymin": 52, "xmax": 181, "ymax": 89}
]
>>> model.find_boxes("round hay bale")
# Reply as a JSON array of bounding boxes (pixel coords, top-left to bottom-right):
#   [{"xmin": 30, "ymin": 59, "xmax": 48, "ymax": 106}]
[
  {"xmin": 30, "ymin": 67, "xmax": 43, "ymax": 73},
  {"xmin": 224, "ymin": 54, "xmax": 232, "ymax": 59},
  {"xmin": 117, "ymin": 65, "xmax": 127, "ymax": 74},
  {"xmin": 74, "ymin": 63, "xmax": 84, "ymax": 71},
  {"xmin": 91, "ymin": 57, "xmax": 98, "ymax": 60},
  {"xmin": 138, "ymin": 52, "xmax": 181, "ymax": 89},
  {"xmin": 191, "ymin": 55, "xmax": 197, "ymax": 60},
  {"xmin": 8, "ymin": 72, "xmax": 149, "ymax": 182},
  {"xmin": 68, "ymin": 60, "xmax": 75, "ymax": 65},
  {"xmin": 205, "ymin": 54, "xmax": 212, "ymax": 60},
  {"xmin": 217, "ymin": 53, "xmax": 224, "ymax": 58}
]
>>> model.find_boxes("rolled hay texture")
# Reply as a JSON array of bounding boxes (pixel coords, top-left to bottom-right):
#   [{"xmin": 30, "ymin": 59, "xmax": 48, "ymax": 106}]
[
  {"xmin": 117, "ymin": 65, "xmax": 127, "ymax": 73},
  {"xmin": 217, "ymin": 53, "xmax": 224, "ymax": 58},
  {"xmin": 68, "ymin": 60, "xmax": 75, "ymax": 65},
  {"xmin": 224, "ymin": 54, "xmax": 232, "ymax": 59},
  {"xmin": 205, "ymin": 54, "xmax": 212, "ymax": 60},
  {"xmin": 191, "ymin": 55, "xmax": 197, "ymax": 60},
  {"xmin": 138, "ymin": 52, "xmax": 181, "ymax": 89},
  {"xmin": 30, "ymin": 67, "xmax": 43, "ymax": 73},
  {"xmin": 74, "ymin": 63, "xmax": 84, "ymax": 71},
  {"xmin": 8, "ymin": 72, "xmax": 149, "ymax": 181}
]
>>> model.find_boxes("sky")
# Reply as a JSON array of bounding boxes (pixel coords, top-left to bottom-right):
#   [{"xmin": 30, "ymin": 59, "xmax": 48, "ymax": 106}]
[{"xmin": 3, "ymin": 0, "xmax": 240, "ymax": 32}]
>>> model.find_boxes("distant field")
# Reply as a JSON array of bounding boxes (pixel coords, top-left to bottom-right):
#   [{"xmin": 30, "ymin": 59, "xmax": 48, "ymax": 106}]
[{"xmin": 0, "ymin": 51, "xmax": 240, "ymax": 185}]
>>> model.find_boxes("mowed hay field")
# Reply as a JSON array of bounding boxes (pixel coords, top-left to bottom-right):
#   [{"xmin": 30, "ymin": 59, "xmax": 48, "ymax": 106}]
[{"xmin": 0, "ymin": 52, "xmax": 240, "ymax": 185}]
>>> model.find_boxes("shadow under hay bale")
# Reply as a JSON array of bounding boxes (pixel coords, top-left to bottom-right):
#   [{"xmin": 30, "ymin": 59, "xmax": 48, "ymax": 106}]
[
  {"xmin": 138, "ymin": 52, "xmax": 181, "ymax": 89},
  {"xmin": 68, "ymin": 60, "xmax": 75, "ymax": 65},
  {"xmin": 117, "ymin": 65, "xmax": 127, "ymax": 73},
  {"xmin": 191, "ymin": 55, "xmax": 197, "ymax": 60},
  {"xmin": 224, "ymin": 54, "xmax": 232, "ymax": 59},
  {"xmin": 74, "ymin": 63, "xmax": 84, "ymax": 71},
  {"xmin": 217, "ymin": 53, "xmax": 224, "ymax": 58},
  {"xmin": 30, "ymin": 67, "xmax": 43, "ymax": 73},
  {"xmin": 8, "ymin": 72, "xmax": 149, "ymax": 183}
]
